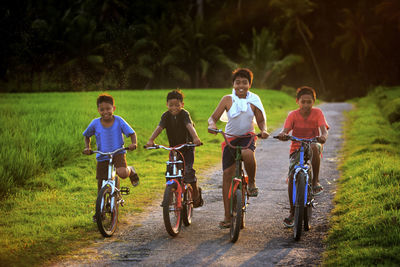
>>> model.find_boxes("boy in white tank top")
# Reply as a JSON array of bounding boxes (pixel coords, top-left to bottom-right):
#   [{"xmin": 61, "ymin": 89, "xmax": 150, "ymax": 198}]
[{"xmin": 208, "ymin": 68, "xmax": 269, "ymax": 228}]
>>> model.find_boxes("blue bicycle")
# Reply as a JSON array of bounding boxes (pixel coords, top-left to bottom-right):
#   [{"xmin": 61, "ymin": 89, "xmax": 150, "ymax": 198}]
[{"xmin": 274, "ymin": 135, "xmax": 316, "ymax": 241}]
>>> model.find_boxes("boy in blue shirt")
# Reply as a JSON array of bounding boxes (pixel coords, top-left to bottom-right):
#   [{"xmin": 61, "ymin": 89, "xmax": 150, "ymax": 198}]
[
  {"xmin": 83, "ymin": 93, "xmax": 139, "ymax": 196},
  {"xmin": 145, "ymin": 90, "xmax": 203, "ymax": 208}
]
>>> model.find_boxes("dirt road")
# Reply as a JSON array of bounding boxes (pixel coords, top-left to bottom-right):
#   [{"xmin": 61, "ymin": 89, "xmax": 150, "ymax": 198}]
[{"xmin": 53, "ymin": 103, "xmax": 351, "ymax": 267}]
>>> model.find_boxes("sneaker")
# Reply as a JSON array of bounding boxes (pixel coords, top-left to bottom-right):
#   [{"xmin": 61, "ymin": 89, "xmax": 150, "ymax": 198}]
[{"xmin": 129, "ymin": 166, "xmax": 139, "ymax": 187}]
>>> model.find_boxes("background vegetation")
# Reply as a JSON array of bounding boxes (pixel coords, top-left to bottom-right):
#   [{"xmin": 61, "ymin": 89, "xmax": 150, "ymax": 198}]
[
  {"xmin": 324, "ymin": 87, "xmax": 400, "ymax": 266},
  {"xmin": 1, "ymin": 0, "xmax": 400, "ymax": 100},
  {"xmin": 0, "ymin": 89, "xmax": 297, "ymax": 266}
]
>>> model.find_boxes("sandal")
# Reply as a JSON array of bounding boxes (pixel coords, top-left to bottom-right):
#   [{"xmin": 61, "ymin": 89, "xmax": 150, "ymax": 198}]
[
  {"xmin": 219, "ymin": 220, "xmax": 231, "ymax": 229},
  {"xmin": 283, "ymin": 216, "xmax": 294, "ymax": 228},
  {"xmin": 193, "ymin": 187, "xmax": 204, "ymax": 208},
  {"xmin": 129, "ymin": 166, "xmax": 140, "ymax": 187},
  {"xmin": 313, "ymin": 184, "xmax": 324, "ymax": 196},
  {"xmin": 248, "ymin": 187, "xmax": 259, "ymax": 197}
]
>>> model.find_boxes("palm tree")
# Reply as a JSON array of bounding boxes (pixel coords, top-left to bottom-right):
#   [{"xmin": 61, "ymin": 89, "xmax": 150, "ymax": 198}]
[{"xmin": 270, "ymin": 0, "xmax": 326, "ymax": 93}]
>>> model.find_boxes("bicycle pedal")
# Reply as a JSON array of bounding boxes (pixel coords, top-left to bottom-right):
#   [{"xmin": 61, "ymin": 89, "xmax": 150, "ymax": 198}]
[
  {"xmin": 120, "ymin": 186, "xmax": 130, "ymax": 195},
  {"xmin": 120, "ymin": 199, "xmax": 125, "ymax": 207}
]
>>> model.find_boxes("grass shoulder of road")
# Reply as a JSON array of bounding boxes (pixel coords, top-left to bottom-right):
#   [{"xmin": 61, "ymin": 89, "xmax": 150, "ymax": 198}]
[
  {"xmin": 0, "ymin": 88, "xmax": 297, "ymax": 266},
  {"xmin": 323, "ymin": 87, "xmax": 400, "ymax": 266}
]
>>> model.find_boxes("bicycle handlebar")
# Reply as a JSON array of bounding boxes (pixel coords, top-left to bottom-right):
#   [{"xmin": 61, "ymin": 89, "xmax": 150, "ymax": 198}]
[
  {"xmin": 208, "ymin": 128, "xmax": 261, "ymax": 149},
  {"xmin": 273, "ymin": 135, "xmax": 317, "ymax": 143},
  {"xmin": 91, "ymin": 147, "xmax": 129, "ymax": 156},
  {"xmin": 144, "ymin": 143, "xmax": 202, "ymax": 151}
]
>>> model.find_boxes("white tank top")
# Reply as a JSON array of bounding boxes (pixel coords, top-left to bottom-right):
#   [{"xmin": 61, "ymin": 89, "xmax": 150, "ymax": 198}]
[{"xmin": 225, "ymin": 102, "xmax": 255, "ymax": 135}]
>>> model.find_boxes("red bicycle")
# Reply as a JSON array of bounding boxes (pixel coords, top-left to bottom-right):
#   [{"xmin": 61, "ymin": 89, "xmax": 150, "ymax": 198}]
[
  {"xmin": 145, "ymin": 143, "xmax": 201, "ymax": 236},
  {"xmin": 209, "ymin": 128, "xmax": 260, "ymax": 242}
]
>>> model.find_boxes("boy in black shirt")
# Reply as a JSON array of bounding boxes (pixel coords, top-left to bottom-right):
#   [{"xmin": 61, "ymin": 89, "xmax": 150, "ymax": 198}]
[{"xmin": 145, "ymin": 90, "xmax": 203, "ymax": 207}]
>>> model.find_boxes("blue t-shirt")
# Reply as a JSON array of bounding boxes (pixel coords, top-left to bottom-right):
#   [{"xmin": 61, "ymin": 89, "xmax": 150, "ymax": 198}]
[{"xmin": 83, "ymin": 115, "xmax": 135, "ymax": 162}]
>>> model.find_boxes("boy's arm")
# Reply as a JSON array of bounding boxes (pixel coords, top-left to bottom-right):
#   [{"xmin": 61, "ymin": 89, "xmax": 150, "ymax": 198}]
[
  {"xmin": 186, "ymin": 123, "xmax": 202, "ymax": 145},
  {"xmin": 83, "ymin": 136, "xmax": 91, "ymax": 154},
  {"xmin": 317, "ymin": 125, "xmax": 328, "ymax": 144},
  {"xmin": 253, "ymin": 106, "xmax": 269, "ymax": 139},
  {"xmin": 208, "ymin": 96, "xmax": 229, "ymax": 133},
  {"xmin": 145, "ymin": 126, "xmax": 164, "ymax": 147},
  {"xmin": 128, "ymin": 132, "xmax": 137, "ymax": 150}
]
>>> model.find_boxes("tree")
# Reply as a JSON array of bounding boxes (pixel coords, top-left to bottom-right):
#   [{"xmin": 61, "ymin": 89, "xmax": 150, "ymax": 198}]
[{"xmin": 270, "ymin": 0, "xmax": 326, "ymax": 93}]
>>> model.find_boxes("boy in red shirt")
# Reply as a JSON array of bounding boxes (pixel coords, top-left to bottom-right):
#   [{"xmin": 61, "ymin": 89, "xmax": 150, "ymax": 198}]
[{"xmin": 277, "ymin": 86, "xmax": 329, "ymax": 227}]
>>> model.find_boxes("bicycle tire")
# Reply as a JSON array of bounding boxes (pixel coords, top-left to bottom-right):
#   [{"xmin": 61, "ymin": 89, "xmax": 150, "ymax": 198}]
[
  {"xmin": 241, "ymin": 186, "xmax": 247, "ymax": 229},
  {"xmin": 162, "ymin": 184, "xmax": 182, "ymax": 236},
  {"xmin": 230, "ymin": 189, "xmax": 242, "ymax": 243},
  {"xmin": 96, "ymin": 185, "xmax": 118, "ymax": 237},
  {"xmin": 182, "ymin": 184, "xmax": 193, "ymax": 226},
  {"xmin": 304, "ymin": 182, "xmax": 313, "ymax": 231},
  {"xmin": 294, "ymin": 172, "xmax": 306, "ymax": 241}
]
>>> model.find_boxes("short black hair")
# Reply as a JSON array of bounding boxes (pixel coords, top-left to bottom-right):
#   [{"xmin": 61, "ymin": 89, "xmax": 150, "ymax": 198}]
[
  {"xmin": 232, "ymin": 68, "xmax": 253, "ymax": 86},
  {"xmin": 167, "ymin": 89, "xmax": 184, "ymax": 102},
  {"xmin": 296, "ymin": 86, "xmax": 316, "ymax": 101},
  {"xmin": 97, "ymin": 93, "xmax": 114, "ymax": 107}
]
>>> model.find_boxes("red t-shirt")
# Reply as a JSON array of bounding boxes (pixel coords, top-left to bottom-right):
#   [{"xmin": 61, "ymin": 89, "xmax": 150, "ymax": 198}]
[{"xmin": 283, "ymin": 108, "xmax": 329, "ymax": 154}]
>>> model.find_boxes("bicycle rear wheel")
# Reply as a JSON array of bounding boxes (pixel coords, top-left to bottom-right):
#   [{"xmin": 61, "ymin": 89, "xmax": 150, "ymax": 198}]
[
  {"xmin": 96, "ymin": 185, "xmax": 118, "ymax": 237},
  {"xmin": 182, "ymin": 184, "xmax": 193, "ymax": 226},
  {"xmin": 294, "ymin": 172, "xmax": 306, "ymax": 241},
  {"xmin": 162, "ymin": 184, "xmax": 182, "ymax": 236},
  {"xmin": 230, "ymin": 189, "xmax": 242, "ymax": 243}
]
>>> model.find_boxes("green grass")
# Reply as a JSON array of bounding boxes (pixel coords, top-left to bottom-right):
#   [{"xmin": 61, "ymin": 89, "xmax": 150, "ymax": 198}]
[
  {"xmin": 323, "ymin": 87, "xmax": 400, "ymax": 266},
  {"xmin": 0, "ymin": 88, "xmax": 297, "ymax": 266}
]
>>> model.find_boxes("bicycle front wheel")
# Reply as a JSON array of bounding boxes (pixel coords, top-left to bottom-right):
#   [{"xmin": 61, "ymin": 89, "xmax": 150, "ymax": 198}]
[
  {"xmin": 162, "ymin": 184, "xmax": 182, "ymax": 236},
  {"xmin": 304, "ymin": 181, "xmax": 313, "ymax": 231},
  {"xmin": 96, "ymin": 185, "xmax": 119, "ymax": 237},
  {"xmin": 294, "ymin": 172, "xmax": 306, "ymax": 241},
  {"xmin": 182, "ymin": 184, "xmax": 193, "ymax": 226},
  {"xmin": 230, "ymin": 189, "xmax": 242, "ymax": 243}
]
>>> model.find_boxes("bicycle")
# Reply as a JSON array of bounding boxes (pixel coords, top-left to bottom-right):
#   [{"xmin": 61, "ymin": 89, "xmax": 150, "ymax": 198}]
[
  {"xmin": 89, "ymin": 147, "xmax": 131, "ymax": 237},
  {"xmin": 144, "ymin": 143, "xmax": 201, "ymax": 237},
  {"xmin": 274, "ymin": 135, "xmax": 316, "ymax": 241},
  {"xmin": 209, "ymin": 128, "xmax": 260, "ymax": 243}
]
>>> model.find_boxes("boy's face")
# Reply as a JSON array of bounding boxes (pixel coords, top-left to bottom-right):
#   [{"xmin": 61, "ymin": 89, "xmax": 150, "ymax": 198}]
[
  {"xmin": 233, "ymin": 76, "xmax": 250, "ymax": 98},
  {"xmin": 167, "ymin": 98, "xmax": 184, "ymax": 116},
  {"xmin": 296, "ymin": 94, "xmax": 314, "ymax": 112},
  {"xmin": 98, "ymin": 102, "xmax": 115, "ymax": 121}
]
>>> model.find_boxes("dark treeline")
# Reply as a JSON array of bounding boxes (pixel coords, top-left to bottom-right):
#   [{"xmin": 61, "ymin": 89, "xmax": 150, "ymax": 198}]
[{"xmin": 1, "ymin": 0, "xmax": 399, "ymax": 100}]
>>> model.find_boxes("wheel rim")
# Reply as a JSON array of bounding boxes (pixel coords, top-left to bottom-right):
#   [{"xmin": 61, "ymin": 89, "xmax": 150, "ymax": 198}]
[{"xmin": 169, "ymin": 191, "xmax": 181, "ymax": 232}]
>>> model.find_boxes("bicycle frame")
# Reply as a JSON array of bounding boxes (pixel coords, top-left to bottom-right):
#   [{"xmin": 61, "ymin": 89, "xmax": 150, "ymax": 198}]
[{"xmin": 92, "ymin": 147, "xmax": 128, "ymax": 210}]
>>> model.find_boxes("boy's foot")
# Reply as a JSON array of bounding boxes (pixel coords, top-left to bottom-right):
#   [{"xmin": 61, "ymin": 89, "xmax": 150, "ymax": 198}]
[
  {"xmin": 248, "ymin": 186, "xmax": 259, "ymax": 197},
  {"xmin": 193, "ymin": 187, "xmax": 204, "ymax": 208},
  {"xmin": 313, "ymin": 184, "xmax": 324, "ymax": 196},
  {"xmin": 219, "ymin": 220, "xmax": 231, "ymax": 229},
  {"xmin": 129, "ymin": 166, "xmax": 139, "ymax": 187},
  {"xmin": 283, "ymin": 215, "xmax": 294, "ymax": 228}
]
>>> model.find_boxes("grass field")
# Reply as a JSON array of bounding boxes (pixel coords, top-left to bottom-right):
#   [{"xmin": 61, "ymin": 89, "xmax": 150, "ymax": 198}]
[
  {"xmin": 323, "ymin": 87, "xmax": 400, "ymax": 266},
  {"xmin": 0, "ymin": 88, "xmax": 297, "ymax": 266}
]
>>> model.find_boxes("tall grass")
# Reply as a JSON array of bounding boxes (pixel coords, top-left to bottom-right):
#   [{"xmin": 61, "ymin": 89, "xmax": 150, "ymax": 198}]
[
  {"xmin": 0, "ymin": 89, "xmax": 297, "ymax": 266},
  {"xmin": 324, "ymin": 87, "xmax": 400, "ymax": 266}
]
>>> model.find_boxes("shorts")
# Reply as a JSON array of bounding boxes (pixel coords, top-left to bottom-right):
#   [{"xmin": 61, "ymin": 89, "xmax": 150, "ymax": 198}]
[
  {"xmin": 96, "ymin": 153, "xmax": 127, "ymax": 180},
  {"xmin": 288, "ymin": 143, "xmax": 322, "ymax": 178},
  {"xmin": 222, "ymin": 137, "xmax": 256, "ymax": 170}
]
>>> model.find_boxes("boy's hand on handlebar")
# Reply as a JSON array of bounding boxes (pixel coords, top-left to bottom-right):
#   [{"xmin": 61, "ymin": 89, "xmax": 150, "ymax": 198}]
[
  {"xmin": 144, "ymin": 141, "xmax": 154, "ymax": 148},
  {"xmin": 277, "ymin": 132, "xmax": 290, "ymax": 141},
  {"xmin": 128, "ymin": 143, "xmax": 137, "ymax": 151},
  {"xmin": 316, "ymin": 135, "xmax": 327, "ymax": 144},
  {"xmin": 208, "ymin": 125, "xmax": 218, "ymax": 134},
  {"xmin": 193, "ymin": 137, "xmax": 202, "ymax": 146},
  {"xmin": 82, "ymin": 148, "xmax": 92, "ymax": 155},
  {"xmin": 260, "ymin": 130, "xmax": 270, "ymax": 139}
]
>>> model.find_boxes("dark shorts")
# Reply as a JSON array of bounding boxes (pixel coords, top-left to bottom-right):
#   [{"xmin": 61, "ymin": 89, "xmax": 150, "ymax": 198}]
[
  {"xmin": 222, "ymin": 137, "xmax": 256, "ymax": 170},
  {"xmin": 288, "ymin": 143, "xmax": 322, "ymax": 178},
  {"xmin": 178, "ymin": 147, "xmax": 197, "ymax": 184},
  {"xmin": 96, "ymin": 153, "xmax": 127, "ymax": 180}
]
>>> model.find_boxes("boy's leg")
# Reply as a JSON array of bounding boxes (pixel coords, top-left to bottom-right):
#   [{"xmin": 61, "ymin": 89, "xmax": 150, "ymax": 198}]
[
  {"xmin": 311, "ymin": 143, "xmax": 323, "ymax": 194},
  {"xmin": 115, "ymin": 153, "xmax": 139, "ymax": 186},
  {"xmin": 96, "ymin": 160, "xmax": 108, "ymax": 192},
  {"xmin": 222, "ymin": 164, "xmax": 235, "ymax": 223},
  {"xmin": 182, "ymin": 148, "xmax": 203, "ymax": 207},
  {"xmin": 242, "ymin": 149, "xmax": 256, "ymax": 188}
]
